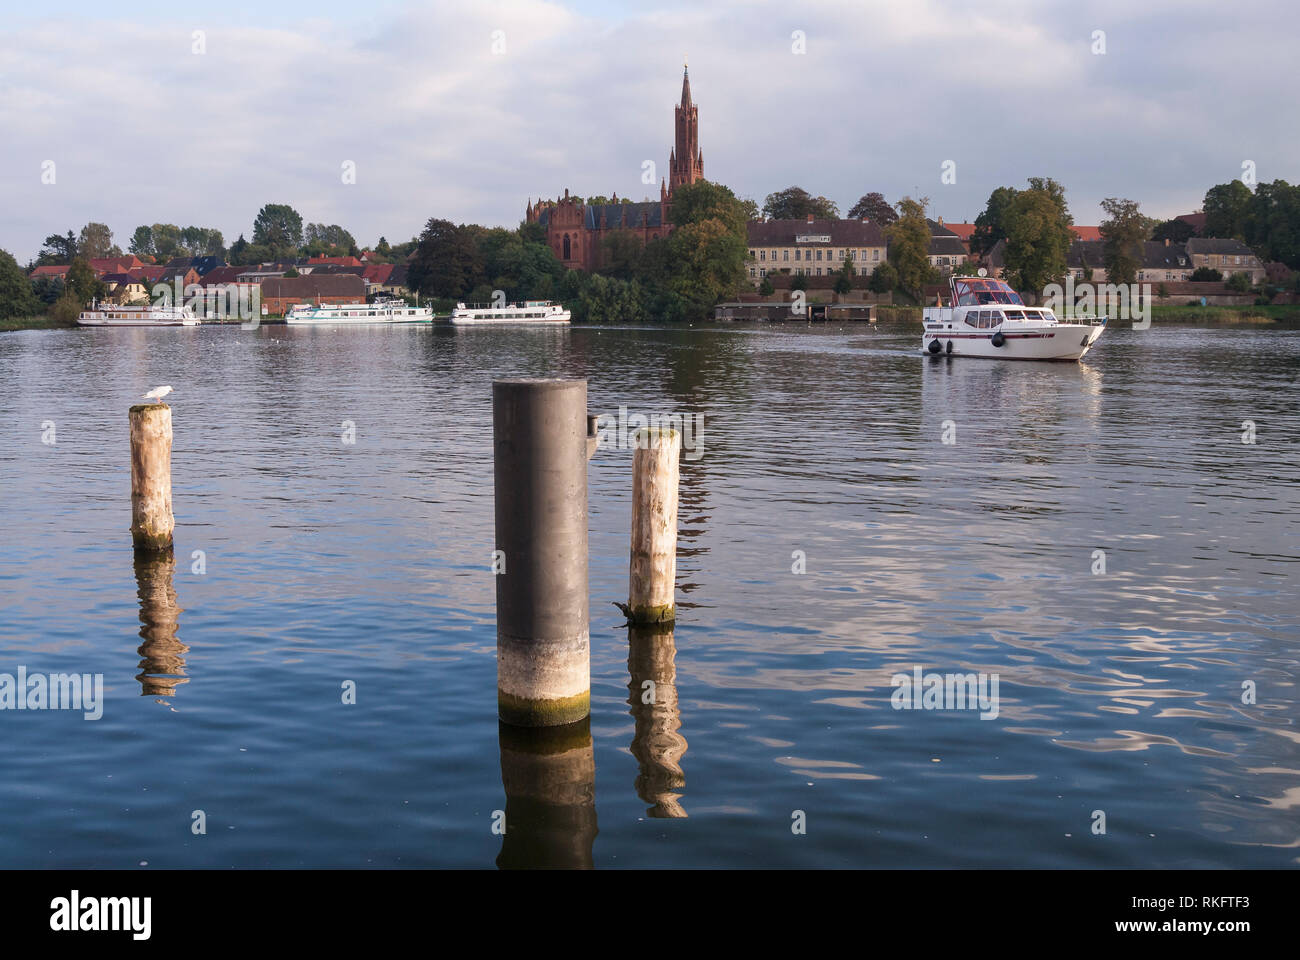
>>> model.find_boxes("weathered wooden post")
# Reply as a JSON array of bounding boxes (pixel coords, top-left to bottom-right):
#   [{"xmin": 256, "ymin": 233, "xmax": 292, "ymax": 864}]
[
  {"xmin": 129, "ymin": 403, "xmax": 174, "ymax": 553},
  {"xmin": 626, "ymin": 427, "xmax": 681, "ymax": 624},
  {"xmin": 493, "ymin": 379, "xmax": 590, "ymax": 727}
]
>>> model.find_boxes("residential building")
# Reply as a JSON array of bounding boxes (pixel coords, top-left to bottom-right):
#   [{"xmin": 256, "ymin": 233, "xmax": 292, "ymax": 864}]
[
  {"xmin": 745, "ymin": 216, "xmax": 888, "ymax": 282},
  {"xmin": 259, "ymin": 275, "xmax": 366, "ymax": 314},
  {"xmin": 1185, "ymin": 237, "xmax": 1265, "ymax": 282},
  {"xmin": 927, "ymin": 220, "xmax": 968, "ymax": 274}
]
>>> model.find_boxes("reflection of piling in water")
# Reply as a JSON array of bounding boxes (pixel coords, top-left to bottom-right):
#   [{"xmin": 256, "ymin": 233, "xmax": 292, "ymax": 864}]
[
  {"xmin": 133, "ymin": 550, "xmax": 188, "ymax": 697},
  {"xmin": 627, "ymin": 622, "xmax": 687, "ymax": 818},
  {"xmin": 496, "ymin": 719, "xmax": 597, "ymax": 869}
]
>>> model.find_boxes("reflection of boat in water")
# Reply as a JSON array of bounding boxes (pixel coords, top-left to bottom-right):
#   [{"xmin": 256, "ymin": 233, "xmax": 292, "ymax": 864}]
[
  {"xmin": 134, "ymin": 551, "xmax": 188, "ymax": 697},
  {"xmin": 628, "ymin": 623, "xmax": 688, "ymax": 818},
  {"xmin": 922, "ymin": 275, "xmax": 1106, "ymax": 361},
  {"xmin": 496, "ymin": 720, "xmax": 597, "ymax": 869}
]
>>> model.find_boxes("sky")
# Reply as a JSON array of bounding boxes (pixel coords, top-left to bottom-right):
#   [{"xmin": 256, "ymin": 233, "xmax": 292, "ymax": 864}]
[{"xmin": 2, "ymin": 0, "xmax": 1297, "ymax": 262}]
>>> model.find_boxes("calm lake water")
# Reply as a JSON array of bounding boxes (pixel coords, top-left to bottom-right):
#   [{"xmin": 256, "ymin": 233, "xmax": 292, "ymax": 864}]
[{"xmin": 0, "ymin": 319, "xmax": 1296, "ymax": 868}]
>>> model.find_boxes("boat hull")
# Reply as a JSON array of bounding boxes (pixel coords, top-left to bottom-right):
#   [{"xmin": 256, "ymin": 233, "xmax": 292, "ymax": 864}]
[
  {"xmin": 76, "ymin": 318, "xmax": 199, "ymax": 327},
  {"xmin": 921, "ymin": 323, "xmax": 1105, "ymax": 361}
]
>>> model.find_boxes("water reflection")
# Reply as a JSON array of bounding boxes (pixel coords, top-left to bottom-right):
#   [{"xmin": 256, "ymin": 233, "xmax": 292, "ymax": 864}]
[
  {"xmin": 627, "ymin": 622, "xmax": 688, "ymax": 818},
  {"xmin": 133, "ymin": 550, "xmax": 188, "ymax": 697},
  {"xmin": 496, "ymin": 719, "xmax": 597, "ymax": 869}
]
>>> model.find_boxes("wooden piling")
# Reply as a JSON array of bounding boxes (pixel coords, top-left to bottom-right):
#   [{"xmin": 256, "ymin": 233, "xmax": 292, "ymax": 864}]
[
  {"xmin": 627, "ymin": 427, "xmax": 681, "ymax": 625},
  {"xmin": 129, "ymin": 404, "xmax": 174, "ymax": 552}
]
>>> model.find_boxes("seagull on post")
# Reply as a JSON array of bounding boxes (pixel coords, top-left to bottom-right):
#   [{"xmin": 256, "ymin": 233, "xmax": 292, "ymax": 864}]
[{"xmin": 143, "ymin": 386, "xmax": 173, "ymax": 404}]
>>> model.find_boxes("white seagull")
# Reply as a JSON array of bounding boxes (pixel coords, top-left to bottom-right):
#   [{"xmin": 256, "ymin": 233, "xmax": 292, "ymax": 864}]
[{"xmin": 143, "ymin": 385, "xmax": 173, "ymax": 404}]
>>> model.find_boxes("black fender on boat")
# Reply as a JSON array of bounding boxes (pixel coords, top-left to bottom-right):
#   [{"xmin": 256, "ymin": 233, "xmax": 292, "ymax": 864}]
[
  {"xmin": 991, "ymin": 331, "xmax": 1005, "ymax": 347},
  {"xmin": 928, "ymin": 339, "xmax": 942, "ymax": 354},
  {"xmin": 945, "ymin": 339, "xmax": 954, "ymax": 355}
]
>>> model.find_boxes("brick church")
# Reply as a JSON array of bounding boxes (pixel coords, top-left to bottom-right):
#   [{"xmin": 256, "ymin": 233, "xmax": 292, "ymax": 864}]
[{"xmin": 525, "ymin": 66, "xmax": 704, "ymax": 272}]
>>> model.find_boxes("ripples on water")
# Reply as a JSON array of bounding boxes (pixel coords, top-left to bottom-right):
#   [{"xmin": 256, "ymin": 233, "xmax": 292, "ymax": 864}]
[{"xmin": 0, "ymin": 321, "xmax": 1295, "ymax": 867}]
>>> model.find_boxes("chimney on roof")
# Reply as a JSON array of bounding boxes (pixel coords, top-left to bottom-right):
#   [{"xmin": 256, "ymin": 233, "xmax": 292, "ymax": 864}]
[{"xmin": 806, "ymin": 214, "xmax": 814, "ymax": 223}]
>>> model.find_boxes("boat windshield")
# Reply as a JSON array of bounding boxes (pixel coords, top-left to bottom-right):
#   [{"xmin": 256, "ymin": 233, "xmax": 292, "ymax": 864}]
[{"xmin": 951, "ymin": 277, "xmax": 1024, "ymax": 307}]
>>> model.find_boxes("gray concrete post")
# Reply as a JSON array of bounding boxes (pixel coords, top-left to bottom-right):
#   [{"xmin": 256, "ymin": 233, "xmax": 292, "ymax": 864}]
[{"xmin": 493, "ymin": 379, "xmax": 590, "ymax": 726}]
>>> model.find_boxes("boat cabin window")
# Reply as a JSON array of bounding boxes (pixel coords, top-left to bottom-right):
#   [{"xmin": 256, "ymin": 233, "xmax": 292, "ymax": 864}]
[{"xmin": 952, "ymin": 278, "xmax": 1024, "ymax": 307}]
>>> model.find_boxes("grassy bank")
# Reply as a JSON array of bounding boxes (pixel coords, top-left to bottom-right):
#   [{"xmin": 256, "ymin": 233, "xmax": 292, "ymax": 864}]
[{"xmin": 0, "ymin": 315, "xmax": 65, "ymax": 332}]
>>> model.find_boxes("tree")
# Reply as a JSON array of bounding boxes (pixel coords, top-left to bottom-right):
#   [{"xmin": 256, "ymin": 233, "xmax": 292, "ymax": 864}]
[
  {"xmin": 1001, "ymin": 177, "xmax": 1073, "ymax": 293},
  {"xmin": 655, "ymin": 180, "xmax": 750, "ymax": 317},
  {"xmin": 78, "ymin": 223, "xmax": 120, "ymax": 260},
  {"xmin": 1190, "ymin": 267, "xmax": 1223, "ymax": 282},
  {"xmin": 1099, "ymin": 197, "xmax": 1146, "ymax": 285},
  {"xmin": 129, "ymin": 226, "xmax": 155, "ymax": 258},
  {"xmin": 65, "ymin": 258, "xmax": 104, "ymax": 304},
  {"xmin": 599, "ymin": 230, "xmax": 644, "ymax": 280},
  {"xmin": 762, "ymin": 186, "xmax": 839, "ymax": 221},
  {"xmin": 31, "ymin": 275, "xmax": 65, "ymax": 305},
  {"xmin": 1225, "ymin": 271, "xmax": 1252, "ymax": 292},
  {"xmin": 38, "ymin": 231, "xmax": 78, "ymax": 264},
  {"xmin": 1244, "ymin": 180, "xmax": 1300, "ymax": 269},
  {"xmin": 833, "ymin": 254, "xmax": 854, "ymax": 294},
  {"xmin": 867, "ymin": 261, "xmax": 898, "ymax": 293},
  {"xmin": 251, "ymin": 204, "xmax": 304, "ymax": 259},
  {"xmin": 150, "ymin": 224, "xmax": 183, "ymax": 260},
  {"xmin": 1203, "ymin": 181, "xmax": 1252, "ymax": 240},
  {"xmin": 739, "ymin": 197, "xmax": 760, "ymax": 222},
  {"xmin": 376, "ymin": 236, "xmax": 392, "ymax": 259},
  {"xmin": 884, "ymin": 196, "xmax": 934, "ymax": 299},
  {"xmin": 304, "ymin": 223, "xmax": 357, "ymax": 255},
  {"xmin": 847, "ymin": 192, "xmax": 897, "ymax": 224},
  {"xmin": 1152, "ymin": 218, "xmax": 1195, "ymax": 243},
  {"xmin": 0, "ymin": 249, "xmax": 42, "ymax": 319},
  {"xmin": 758, "ymin": 276, "xmax": 775, "ymax": 296},
  {"xmin": 970, "ymin": 186, "xmax": 1018, "ymax": 256},
  {"xmin": 407, "ymin": 219, "xmax": 485, "ymax": 298}
]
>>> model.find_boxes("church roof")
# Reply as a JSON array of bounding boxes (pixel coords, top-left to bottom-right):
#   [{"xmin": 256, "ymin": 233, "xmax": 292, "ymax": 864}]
[{"xmin": 535, "ymin": 201, "xmax": 664, "ymax": 230}]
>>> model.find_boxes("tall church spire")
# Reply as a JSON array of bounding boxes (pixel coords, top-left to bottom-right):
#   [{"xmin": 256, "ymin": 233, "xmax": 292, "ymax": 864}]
[{"xmin": 669, "ymin": 62, "xmax": 703, "ymax": 194}]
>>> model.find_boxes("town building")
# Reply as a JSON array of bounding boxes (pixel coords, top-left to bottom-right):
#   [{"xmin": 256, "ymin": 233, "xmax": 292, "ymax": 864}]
[
  {"xmin": 1185, "ymin": 237, "xmax": 1265, "ymax": 282},
  {"xmin": 927, "ymin": 220, "xmax": 969, "ymax": 274},
  {"xmin": 259, "ymin": 274, "xmax": 366, "ymax": 315},
  {"xmin": 526, "ymin": 66, "xmax": 702, "ymax": 272},
  {"xmin": 745, "ymin": 216, "xmax": 888, "ymax": 282}
]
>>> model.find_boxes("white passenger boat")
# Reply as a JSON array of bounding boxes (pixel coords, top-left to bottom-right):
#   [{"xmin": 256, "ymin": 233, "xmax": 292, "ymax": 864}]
[
  {"xmin": 286, "ymin": 297, "xmax": 434, "ymax": 324},
  {"xmin": 922, "ymin": 276, "xmax": 1106, "ymax": 361},
  {"xmin": 450, "ymin": 300, "xmax": 571, "ymax": 325},
  {"xmin": 77, "ymin": 301, "xmax": 199, "ymax": 327}
]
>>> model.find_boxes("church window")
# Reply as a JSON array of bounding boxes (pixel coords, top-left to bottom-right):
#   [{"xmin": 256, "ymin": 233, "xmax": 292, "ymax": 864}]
[{"xmin": 563, "ymin": 234, "xmax": 571, "ymax": 259}]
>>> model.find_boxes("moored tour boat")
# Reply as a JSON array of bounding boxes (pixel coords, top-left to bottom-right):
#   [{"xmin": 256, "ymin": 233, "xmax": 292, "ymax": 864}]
[
  {"xmin": 77, "ymin": 301, "xmax": 199, "ymax": 327},
  {"xmin": 286, "ymin": 297, "xmax": 434, "ymax": 324},
  {"xmin": 922, "ymin": 275, "xmax": 1106, "ymax": 361},
  {"xmin": 450, "ymin": 300, "xmax": 570, "ymax": 325}
]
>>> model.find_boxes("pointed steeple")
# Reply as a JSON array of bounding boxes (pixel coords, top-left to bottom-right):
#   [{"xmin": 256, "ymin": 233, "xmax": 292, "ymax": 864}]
[{"xmin": 680, "ymin": 62, "xmax": 692, "ymax": 108}]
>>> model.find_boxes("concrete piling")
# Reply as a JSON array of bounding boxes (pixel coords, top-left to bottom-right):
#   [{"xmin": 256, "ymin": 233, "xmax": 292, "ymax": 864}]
[
  {"xmin": 129, "ymin": 404, "xmax": 174, "ymax": 552},
  {"xmin": 627, "ymin": 427, "xmax": 681, "ymax": 625},
  {"xmin": 493, "ymin": 379, "xmax": 591, "ymax": 727}
]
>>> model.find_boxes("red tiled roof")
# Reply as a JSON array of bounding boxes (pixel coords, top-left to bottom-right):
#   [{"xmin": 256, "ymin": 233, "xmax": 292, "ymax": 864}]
[
  {"xmin": 1175, "ymin": 212, "xmax": 1206, "ymax": 234},
  {"xmin": 262, "ymin": 275, "xmax": 366, "ymax": 299},
  {"xmin": 29, "ymin": 264, "xmax": 70, "ymax": 278},
  {"xmin": 1071, "ymin": 226, "xmax": 1102, "ymax": 241},
  {"xmin": 89, "ymin": 255, "xmax": 142, "ymax": 275},
  {"xmin": 307, "ymin": 256, "xmax": 362, "ymax": 267},
  {"xmin": 939, "ymin": 222, "xmax": 976, "ymax": 241},
  {"xmin": 363, "ymin": 263, "xmax": 394, "ymax": 284}
]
